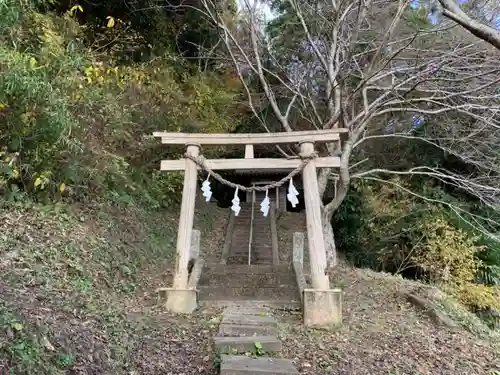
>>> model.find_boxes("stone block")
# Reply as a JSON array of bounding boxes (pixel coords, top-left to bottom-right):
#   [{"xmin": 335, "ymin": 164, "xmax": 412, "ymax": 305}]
[
  {"xmin": 292, "ymin": 232, "xmax": 304, "ymax": 265},
  {"xmin": 187, "ymin": 258, "xmax": 204, "ymax": 289},
  {"xmin": 303, "ymin": 288, "xmax": 342, "ymax": 328},
  {"xmin": 214, "ymin": 335, "xmax": 282, "ymax": 353},
  {"xmin": 190, "ymin": 229, "xmax": 201, "ymax": 261},
  {"xmin": 161, "ymin": 288, "xmax": 198, "ymax": 314},
  {"xmin": 220, "ymin": 355, "xmax": 298, "ymax": 375}
]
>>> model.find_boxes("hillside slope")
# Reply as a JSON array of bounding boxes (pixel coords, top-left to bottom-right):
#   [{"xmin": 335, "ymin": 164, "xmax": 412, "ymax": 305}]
[
  {"xmin": 279, "ymin": 260, "xmax": 500, "ymax": 375},
  {"xmin": 1, "ymin": 201, "xmax": 499, "ymax": 375},
  {"xmin": 0, "ymin": 200, "xmax": 227, "ymax": 375}
]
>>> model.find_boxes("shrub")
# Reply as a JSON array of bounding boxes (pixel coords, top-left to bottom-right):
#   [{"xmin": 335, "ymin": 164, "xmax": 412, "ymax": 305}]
[
  {"xmin": 0, "ymin": 0, "xmax": 244, "ymax": 206},
  {"xmin": 333, "ymin": 177, "xmax": 500, "ymax": 313},
  {"xmin": 410, "ymin": 215, "xmax": 500, "ymax": 310}
]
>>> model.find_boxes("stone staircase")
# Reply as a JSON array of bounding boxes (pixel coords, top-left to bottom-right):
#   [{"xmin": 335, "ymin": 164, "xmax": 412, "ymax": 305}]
[
  {"xmin": 214, "ymin": 303, "xmax": 299, "ymax": 375},
  {"xmin": 227, "ymin": 202, "xmax": 274, "ymax": 265},
  {"xmin": 201, "ymin": 196, "xmax": 301, "ymax": 374},
  {"xmin": 198, "ymin": 264, "xmax": 300, "ymax": 302}
]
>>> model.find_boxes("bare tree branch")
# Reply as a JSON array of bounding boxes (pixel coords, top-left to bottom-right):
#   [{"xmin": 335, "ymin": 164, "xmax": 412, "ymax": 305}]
[{"xmin": 182, "ymin": 0, "xmax": 500, "ymax": 266}]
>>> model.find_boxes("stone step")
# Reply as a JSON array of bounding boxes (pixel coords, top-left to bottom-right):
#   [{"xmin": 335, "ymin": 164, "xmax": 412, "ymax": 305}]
[
  {"xmin": 251, "ymin": 262, "xmax": 274, "ymax": 266},
  {"xmin": 200, "ymin": 274, "xmax": 295, "ymax": 288},
  {"xmin": 199, "ymin": 286, "xmax": 299, "ymax": 300},
  {"xmin": 199, "ymin": 299, "xmax": 301, "ymax": 309},
  {"xmin": 252, "ymin": 256, "xmax": 274, "ymax": 261},
  {"xmin": 248, "ymin": 261, "xmax": 274, "ymax": 266},
  {"xmin": 233, "ymin": 214, "xmax": 252, "ymax": 219},
  {"xmin": 222, "ymin": 314, "xmax": 277, "ymax": 326},
  {"xmin": 230, "ymin": 242, "xmax": 273, "ymax": 248},
  {"xmin": 230, "ymin": 248, "xmax": 272, "ymax": 253},
  {"xmin": 204, "ymin": 264, "xmax": 291, "ymax": 274},
  {"xmin": 229, "ymin": 249, "xmax": 273, "ymax": 254},
  {"xmin": 225, "ymin": 258, "xmax": 275, "ymax": 267},
  {"xmin": 200, "ymin": 267, "xmax": 295, "ymax": 286},
  {"xmin": 231, "ymin": 227, "xmax": 271, "ymax": 232},
  {"xmin": 226, "ymin": 251, "xmax": 256, "ymax": 256},
  {"xmin": 214, "ymin": 335, "xmax": 282, "ymax": 354},
  {"xmin": 219, "ymin": 323, "xmax": 279, "ymax": 337},
  {"xmin": 234, "ymin": 213, "xmax": 270, "ymax": 218},
  {"xmin": 220, "ymin": 355, "xmax": 299, "ymax": 375},
  {"xmin": 227, "ymin": 257, "xmax": 273, "ymax": 263},
  {"xmin": 250, "ymin": 256, "xmax": 273, "ymax": 261},
  {"xmin": 226, "ymin": 258, "xmax": 255, "ymax": 265},
  {"xmin": 232, "ymin": 238, "xmax": 271, "ymax": 242},
  {"xmin": 230, "ymin": 247, "xmax": 273, "ymax": 254},
  {"xmin": 223, "ymin": 307, "xmax": 271, "ymax": 316},
  {"xmin": 227, "ymin": 255, "xmax": 272, "ymax": 261}
]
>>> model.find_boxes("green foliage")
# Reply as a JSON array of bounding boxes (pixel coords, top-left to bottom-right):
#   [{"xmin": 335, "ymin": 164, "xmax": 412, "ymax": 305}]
[
  {"xmin": 332, "ymin": 186, "xmax": 375, "ymax": 267},
  {"xmin": 42, "ymin": 0, "xmax": 236, "ymax": 63},
  {"xmin": 451, "ymin": 215, "xmax": 500, "ymax": 287},
  {"xmin": 0, "ymin": 0, "xmax": 244, "ymax": 206},
  {"xmin": 0, "ymin": 305, "xmax": 44, "ymax": 374},
  {"xmin": 404, "ymin": 5, "xmax": 433, "ymax": 29},
  {"xmin": 333, "ymin": 177, "xmax": 500, "ymax": 314},
  {"xmin": 254, "ymin": 341, "xmax": 264, "ymax": 356}
]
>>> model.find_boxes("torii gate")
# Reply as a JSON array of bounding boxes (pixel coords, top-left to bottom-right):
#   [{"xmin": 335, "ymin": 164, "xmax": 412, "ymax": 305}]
[{"xmin": 153, "ymin": 129, "xmax": 345, "ymax": 327}]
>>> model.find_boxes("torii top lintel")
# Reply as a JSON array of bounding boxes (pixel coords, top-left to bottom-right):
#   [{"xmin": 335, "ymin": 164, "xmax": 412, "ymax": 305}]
[{"xmin": 152, "ymin": 129, "xmax": 348, "ymax": 146}]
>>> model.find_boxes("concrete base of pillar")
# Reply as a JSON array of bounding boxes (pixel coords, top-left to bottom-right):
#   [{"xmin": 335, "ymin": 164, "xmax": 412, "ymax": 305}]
[
  {"xmin": 159, "ymin": 288, "xmax": 198, "ymax": 314},
  {"xmin": 303, "ymin": 288, "xmax": 342, "ymax": 328}
]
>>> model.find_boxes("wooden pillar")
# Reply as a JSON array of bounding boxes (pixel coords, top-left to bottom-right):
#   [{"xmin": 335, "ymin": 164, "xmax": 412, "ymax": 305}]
[
  {"xmin": 172, "ymin": 144, "xmax": 200, "ymax": 290},
  {"xmin": 300, "ymin": 141, "xmax": 330, "ymax": 290}
]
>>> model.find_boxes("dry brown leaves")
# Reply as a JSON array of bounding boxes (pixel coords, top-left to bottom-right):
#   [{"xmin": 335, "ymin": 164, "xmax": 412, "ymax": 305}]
[{"xmin": 278, "ymin": 263, "xmax": 500, "ymax": 375}]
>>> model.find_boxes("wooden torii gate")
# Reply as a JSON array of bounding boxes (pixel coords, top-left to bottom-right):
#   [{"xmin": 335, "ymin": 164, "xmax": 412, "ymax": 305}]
[{"xmin": 153, "ymin": 129, "xmax": 345, "ymax": 327}]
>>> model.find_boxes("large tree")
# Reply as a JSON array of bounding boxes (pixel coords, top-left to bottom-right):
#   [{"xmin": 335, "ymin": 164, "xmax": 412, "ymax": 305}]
[
  {"xmin": 437, "ymin": 0, "xmax": 500, "ymax": 50},
  {"xmin": 192, "ymin": 0, "xmax": 500, "ymax": 268}
]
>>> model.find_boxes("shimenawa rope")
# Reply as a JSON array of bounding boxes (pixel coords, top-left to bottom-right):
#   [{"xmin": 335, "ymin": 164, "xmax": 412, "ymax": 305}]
[{"xmin": 183, "ymin": 152, "xmax": 317, "ymax": 192}]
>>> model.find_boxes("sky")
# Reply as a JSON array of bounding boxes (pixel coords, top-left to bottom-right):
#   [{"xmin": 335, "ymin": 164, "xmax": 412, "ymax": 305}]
[
  {"xmin": 236, "ymin": 0, "xmax": 275, "ymax": 22},
  {"xmin": 239, "ymin": 0, "xmax": 499, "ymax": 29},
  {"xmin": 410, "ymin": 0, "xmax": 500, "ymax": 28}
]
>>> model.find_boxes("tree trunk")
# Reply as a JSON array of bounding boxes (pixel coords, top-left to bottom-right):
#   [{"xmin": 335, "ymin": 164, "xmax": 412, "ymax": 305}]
[
  {"xmin": 322, "ymin": 207, "xmax": 337, "ymax": 269},
  {"xmin": 318, "ymin": 141, "xmax": 351, "ymax": 271},
  {"xmin": 320, "ymin": 164, "xmax": 349, "ymax": 271}
]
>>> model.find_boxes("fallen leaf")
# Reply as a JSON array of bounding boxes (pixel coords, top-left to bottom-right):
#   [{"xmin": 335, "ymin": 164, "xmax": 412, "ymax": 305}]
[{"xmin": 41, "ymin": 336, "xmax": 55, "ymax": 351}]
